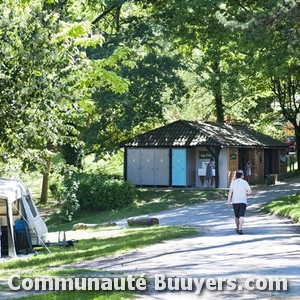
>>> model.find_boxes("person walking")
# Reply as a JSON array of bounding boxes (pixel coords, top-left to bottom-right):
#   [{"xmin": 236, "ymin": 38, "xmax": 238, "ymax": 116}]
[
  {"xmin": 205, "ymin": 158, "xmax": 215, "ymax": 187},
  {"xmin": 245, "ymin": 160, "xmax": 252, "ymax": 183},
  {"xmin": 227, "ymin": 170, "xmax": 252, "ymax": 235}
]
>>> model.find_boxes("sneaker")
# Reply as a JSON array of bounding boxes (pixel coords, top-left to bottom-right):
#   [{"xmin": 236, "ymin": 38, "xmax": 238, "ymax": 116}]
[
  {"xmin": 238, "ymin": 230, "xmax": 243, "ymax": 235},
  {"xmin": 235, "ymin": 228, "xmax": 239, "ymax": 233}
]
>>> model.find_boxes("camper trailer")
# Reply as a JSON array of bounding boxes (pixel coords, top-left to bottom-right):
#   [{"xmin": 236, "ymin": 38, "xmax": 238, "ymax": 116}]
[{"xmin": 0, "ymin": 179, "xmax": 48, "ymax": 258}]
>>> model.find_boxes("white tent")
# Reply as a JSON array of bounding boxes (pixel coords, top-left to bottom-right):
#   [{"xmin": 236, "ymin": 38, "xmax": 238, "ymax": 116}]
[{"xmin": 0, "ymin": 179, "xmax": 48, "ymax": 258}]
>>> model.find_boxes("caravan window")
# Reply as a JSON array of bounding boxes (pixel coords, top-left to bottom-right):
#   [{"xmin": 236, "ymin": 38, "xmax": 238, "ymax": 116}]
[
  {"xmin": 25, "ymin": 196, "xmax": 38, "ymax": 218},
  {"xmin": 0, "ymin": 198, "xmax": 19, "ymax": 215}
]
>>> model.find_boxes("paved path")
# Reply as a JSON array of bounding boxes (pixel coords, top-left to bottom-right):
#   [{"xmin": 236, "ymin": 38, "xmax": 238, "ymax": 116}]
[{"xmin": 74, "ymin": 177, "xmax": 300, "ymax": 299}]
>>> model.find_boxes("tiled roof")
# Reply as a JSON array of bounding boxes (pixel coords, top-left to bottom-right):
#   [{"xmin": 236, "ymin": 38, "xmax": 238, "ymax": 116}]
[{"xmin": 120, "ymin": 120, "xmax": 287, "ymax": 149}]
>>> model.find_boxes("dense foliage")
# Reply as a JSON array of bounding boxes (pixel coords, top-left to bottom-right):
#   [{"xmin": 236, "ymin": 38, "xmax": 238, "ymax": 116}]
[{"xmin": 76, "ymin": 171, "xmax": 137, "ymax": 212}]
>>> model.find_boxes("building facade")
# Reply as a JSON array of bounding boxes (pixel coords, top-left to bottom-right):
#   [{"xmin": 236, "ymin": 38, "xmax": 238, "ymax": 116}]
[{"xmin": 120, "ymin": 120, "xmax": 288, "ymax": 188}]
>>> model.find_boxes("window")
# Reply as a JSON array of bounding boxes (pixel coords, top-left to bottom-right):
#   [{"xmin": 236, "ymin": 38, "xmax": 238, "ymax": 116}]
[{"xmin": 25, "ymin": 196, "xmax": 38, "ymax": 218}]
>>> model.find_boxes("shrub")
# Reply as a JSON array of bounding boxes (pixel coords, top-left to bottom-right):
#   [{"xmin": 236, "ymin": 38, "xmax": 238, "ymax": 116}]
[
  {"xmin": 49, "ymin": 181, "xmax": 64, "ymax": 202},
  {"xmin": 76, "ymin": 172, "xmax": 137, "ymax": 212},
  {"xmin": 59, "ymin": 170, "xmax": 80, "ymax": 222}
]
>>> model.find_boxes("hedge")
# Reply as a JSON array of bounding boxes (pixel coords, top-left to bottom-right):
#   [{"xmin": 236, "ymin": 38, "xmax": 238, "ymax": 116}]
[{"xmin": 76, "ymin": 172, "xmax": 137, "ymax": 211}]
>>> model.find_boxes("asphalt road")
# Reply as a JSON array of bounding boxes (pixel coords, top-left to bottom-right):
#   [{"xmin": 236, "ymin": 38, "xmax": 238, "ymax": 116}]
[{"xmin": 76, "ymin": 176, "xmax": 300, "ymax": 300}]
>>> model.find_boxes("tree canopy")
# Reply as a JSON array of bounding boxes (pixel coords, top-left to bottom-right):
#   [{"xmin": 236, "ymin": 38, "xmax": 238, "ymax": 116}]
[{"xmin": 0, "ymin": 0, "xmax": 129, "ymax": 163}]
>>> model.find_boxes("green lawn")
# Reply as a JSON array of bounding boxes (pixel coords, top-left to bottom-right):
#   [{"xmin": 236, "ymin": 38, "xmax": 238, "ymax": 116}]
[
  {"xmin": 0, "ymin": 225, "xmax": 197, "ymax": 300},
  {"xmin": 263, "ymin": 193, "xmax": 300, "ymax": 222}
]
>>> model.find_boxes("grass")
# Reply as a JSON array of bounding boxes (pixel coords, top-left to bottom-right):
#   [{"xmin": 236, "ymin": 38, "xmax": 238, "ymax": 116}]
[
  {"xmin": 262, "ymin": 193, "xmax": 300, "ymax": 223},
  {"xmin": 0, "ymin": 225, "xmax": 196, "ymax": 299},
  {"xmin": 46, "ymin": 188, "xmax": 226, "ymax": 232},
  {"xmin": 0, "ymin": 226, "xmax": 197, "ymax": 280},
  {"xmin": 82, "ymin": 153, "xmax": 123, "ymax": 177}
]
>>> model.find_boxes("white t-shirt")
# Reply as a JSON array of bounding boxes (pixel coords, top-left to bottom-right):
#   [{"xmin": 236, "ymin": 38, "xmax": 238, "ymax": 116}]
[{"xmin": 229, "ymin": 178, "xmax": 250, "ymax": 204}]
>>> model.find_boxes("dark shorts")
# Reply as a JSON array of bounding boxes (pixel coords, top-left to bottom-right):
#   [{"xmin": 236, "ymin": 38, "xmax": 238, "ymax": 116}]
[{"xmin": 233, "ymin": 203, "xmax": 247, "ymax": 218}]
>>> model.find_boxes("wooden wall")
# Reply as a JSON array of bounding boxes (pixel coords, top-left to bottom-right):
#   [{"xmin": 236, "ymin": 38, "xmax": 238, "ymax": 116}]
[
  {"xmin": 278, "ymin": 149, "xmax": 287, "ymax": 179},
  {"xmin": 227, "ymin": 148, "xmax": 238, "ymax": 185},
  {"xmin": 250, "ymin": 148, "xmax": 264, "ymax": 184},
  {"xmin": 226, "ymin": 147, "xmax": 286, "ymax": 186}
]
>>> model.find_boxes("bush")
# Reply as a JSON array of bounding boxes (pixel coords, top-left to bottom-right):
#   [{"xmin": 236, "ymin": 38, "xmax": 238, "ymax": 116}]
[
  {"xmin": 76, "ymin": 172, "xmax": 137, "ymax": 212},
  {"xmin": 60, "ymin": 173, "xmax": 80, "ymax": 221},
  {"xmin": 49, "ymin": 181, "xmax": 64, "ymax": 202}
]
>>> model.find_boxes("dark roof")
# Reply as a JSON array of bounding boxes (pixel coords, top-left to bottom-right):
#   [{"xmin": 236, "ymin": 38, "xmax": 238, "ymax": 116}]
[{"xmin": 120, "ymin": 120, "xmax": 287, "ymax": 149}]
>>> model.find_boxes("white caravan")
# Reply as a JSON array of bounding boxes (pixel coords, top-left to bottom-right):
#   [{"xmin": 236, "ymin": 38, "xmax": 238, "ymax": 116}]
[{"xmin": 0, "ymin": 179, "xmax": 48, "ymax": 258}]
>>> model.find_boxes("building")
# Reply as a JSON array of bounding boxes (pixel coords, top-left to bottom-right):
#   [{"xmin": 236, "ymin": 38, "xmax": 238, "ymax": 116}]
[{"xmin": 120, "ymin": 120, "xmax": 288, "ymax": 188}]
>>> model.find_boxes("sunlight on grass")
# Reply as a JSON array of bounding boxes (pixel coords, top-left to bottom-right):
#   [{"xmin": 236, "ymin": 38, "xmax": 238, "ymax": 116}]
[
  {"xmin": 82, "ymin": 153, "xmax": 123, "ymax": 177},
  {"xmin": 263, "ymin": 193, "xmax": 300, "ymax": 223}
]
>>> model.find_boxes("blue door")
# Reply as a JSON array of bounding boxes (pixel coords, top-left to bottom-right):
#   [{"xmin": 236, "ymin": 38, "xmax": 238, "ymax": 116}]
[{"xmin": 172, "ymin": 149, "xmax": 186, "ymax": 186}]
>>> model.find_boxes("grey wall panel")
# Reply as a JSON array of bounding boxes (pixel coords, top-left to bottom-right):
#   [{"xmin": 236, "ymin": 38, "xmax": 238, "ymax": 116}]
[
  {"xmin": 127, "ymin": 148, "xmax": 170, "ymax": 186},
  {"xmin": 140, "ymin": 149, "xmax": 155, "ymax": 185},
  {"xmin": 127, "ymin": 149, "xmax": 141, "ymax": 185},
  {"xmin": 186, "ymin": 148, "xmax": 196, "ymax": 186},
  {"xmin": 154, "ymin": 149, "xmax": 169, "ymax": 186}
]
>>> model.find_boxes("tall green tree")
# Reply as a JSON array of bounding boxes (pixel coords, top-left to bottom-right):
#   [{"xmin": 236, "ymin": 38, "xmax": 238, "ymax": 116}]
[
  {"xmin": 219, "ymin": 0, "xmax": 300, "ymax": 163},
  {"xmin": 133, "ymin": 0, "xmax": 246, "ymax": 123},
  {"xmin": 0, "ymin": 0, "xmax": 129, "ymax": 201},
  {"xmin": 76, "ymin": 0, "xmax": 188, "ymax": 157}
]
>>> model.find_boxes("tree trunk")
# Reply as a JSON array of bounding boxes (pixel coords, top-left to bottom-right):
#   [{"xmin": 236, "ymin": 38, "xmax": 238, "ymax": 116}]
[
  {"xmin": 40, "ymin": 158, "xmax": 51, "ymax": 204},
  {"xmin": 295, "ymin": 124, "xmax": 300, "ymax": 167},
  {"xmin": 215, "ymin": 92, "xmax": 224, "ymax": 123},
  {"xmin": 212, "ymin": 60, "xmax": 225, "ymax": 122}
]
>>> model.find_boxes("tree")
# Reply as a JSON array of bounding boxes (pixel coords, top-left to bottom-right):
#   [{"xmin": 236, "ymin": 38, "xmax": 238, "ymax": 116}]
[
  {"xmin": 0, "ymin": 0, "xmax": 130, "ymax": 201},
  {"xmin": 219, "ymin": 0, "xmax": 300, "ymax": 164},
  {"xmin": 77, "ymin": 0, "xmax": 188, "ymax": 157},
  {"xmin": 132, "ymin": 0, "xmax": 245, "ymax": 123}
]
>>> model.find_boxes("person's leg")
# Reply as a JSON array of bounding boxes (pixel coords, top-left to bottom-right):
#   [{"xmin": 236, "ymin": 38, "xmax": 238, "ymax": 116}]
[
  {"xmin": 238, "ymin": 217, "xmax": 244, "ymax": 230},
  {"xmin": 238, "ymin": 204, "xmax": 247, "ymax": 234},
  {"xmin": 207, "ymin": 178, "xmax": 212, "ymax": 187},
  {"xmin": 233, "ymin": 204, "xmax": 240, "ymax": 232},
  {"xmin": 235, "ymin": 217, "xmax": 239, "ymax": 230},
  {"xmin": 246, "ymin": 175, "xmax": 250, "ymax": 184}
]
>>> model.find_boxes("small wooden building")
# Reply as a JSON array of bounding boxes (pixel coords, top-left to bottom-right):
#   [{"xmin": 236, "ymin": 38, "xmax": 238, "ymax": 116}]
[{"xmin": 120, "ymin": 120, "xmax": 288, "ymax": 188}]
